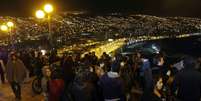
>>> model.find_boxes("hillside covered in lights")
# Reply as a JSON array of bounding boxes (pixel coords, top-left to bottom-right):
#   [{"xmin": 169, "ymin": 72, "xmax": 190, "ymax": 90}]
[{"xmin": 0, "ymin": 13, "xmax": 201, "ymax": 45}]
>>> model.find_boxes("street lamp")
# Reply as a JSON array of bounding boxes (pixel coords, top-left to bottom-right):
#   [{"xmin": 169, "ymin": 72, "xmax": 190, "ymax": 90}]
[
  {"xmin": 7, "ymin": 21, "xmax": 14, "ymax": 46},
  {"xmin": 35, "ymin": 3, "xmax": 54, "ymax": 48},
  {"xmin": 7, "ymin": 21, "xmax": 14, "ymax": 28},
  {"xmin": 1, "ymin": 21, "xmax": 15, "ymax": 47},
  {"xmin": 44, "ymin": 4, "xmax": 53, "ymax": 13},
  {"xmin": 0, "ymin": 25, "xmax": 8, "ymax": 32},
  {"xmin": 36, "ymin": 10, "xmax": 45, "ymax": 19},
  {"xmin": 0, "ymin": 25, "xmax": 8, "ymax": 46},
  {"xmin": 44, "ymin": 4, "xmax": 54, "ymax": 48}
]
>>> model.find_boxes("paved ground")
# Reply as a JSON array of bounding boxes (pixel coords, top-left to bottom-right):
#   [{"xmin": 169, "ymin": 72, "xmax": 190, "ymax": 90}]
[
  {"xmin": 0, "ymin": 78, "xmax": 142, "ymax": 101},
  {"xmin": 0, "ymin": 79, "xmax": 43, "ymax": 101}
]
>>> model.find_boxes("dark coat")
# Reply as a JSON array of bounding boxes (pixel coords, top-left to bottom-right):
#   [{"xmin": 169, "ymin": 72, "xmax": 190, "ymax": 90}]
[
  {"xmin": 6, "ymin": 59, "xmax": 27, "ymax": 83},
  {"xmin": 173, "ymin": 68, "xmax": 201, "ymax": 101},
  {"xmin": 99, "ymin": 72, "xmax": 126, "ymax": 101},
  {"xmin": 70, "ymin": 70, "xmax": 99, "ymax": 101},
  {"xmin": 149, "ymin": 93, "xmax": 163, "ymax": 101},
  {"xmin": 62, "ymin": 60, "xmax": 75, "ymax": 84}
]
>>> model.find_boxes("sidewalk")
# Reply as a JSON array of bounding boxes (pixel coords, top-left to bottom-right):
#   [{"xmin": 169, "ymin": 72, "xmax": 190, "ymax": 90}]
[{"xmin": 0, "ymin": 79, "xmax": 43, "ymax": 101}]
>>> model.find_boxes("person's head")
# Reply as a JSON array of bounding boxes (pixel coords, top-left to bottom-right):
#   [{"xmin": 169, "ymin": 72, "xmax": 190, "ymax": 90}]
[
  {"xmin": 111, "ymin": 64, "xmax": 119, "ymax": 73},
  {"xmin": 10, "ymin": 53, "xmax": 17, "ymax": 60},
  {"xmin": 65, "ymin": 55, "xmax": 73, "ymax": 62},
  {"xmin": 84, "ymin": 53, "xmax": 89, "ymax": 58},
  {"xmin": 87, "ymin": 65, "xmax": 95, "ymax": 72},
  {"xmin": 183, "ymin": 56, "xmax": 196, "ymax": 69},
  {"xmin": 95, "ymin": 66, "xmax": 104, "ymax": 77},
  {"xmin": 45, "ymin": 68, "xmax": 51, "ymax": 77},
  {"xmin": 42, "ymin": 66, "xmax": 51, "ymax": 77},
  {"xmin": 137, "ymin": 52, "xmax": 141, "ymax": 58},
  {"xmin": 133, "ymin": 51, "xmax": 141, "ymax": 58},
  {"xmin": 153, "ymin": 75, "xmax": 163, "ymax": 92},
  {"xmin": 89, "ymin": 52, "xmax": 92, "ymax": 56},
  {"xmin": 92, "ymin": 51, "xmax": 96, "ymax": 56},
  {"xmin": 38, "ymin": 52, "xmax": 42, "ymax": 58},
  {"xmin": 102, "ymin": 52, "xmax": 107, "ymax": 57}
]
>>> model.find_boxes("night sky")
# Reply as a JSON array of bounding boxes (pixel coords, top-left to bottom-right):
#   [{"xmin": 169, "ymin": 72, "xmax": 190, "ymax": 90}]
[{"xmin": 0, "ymin": 0, "xmax": 201, "ymax": 17}]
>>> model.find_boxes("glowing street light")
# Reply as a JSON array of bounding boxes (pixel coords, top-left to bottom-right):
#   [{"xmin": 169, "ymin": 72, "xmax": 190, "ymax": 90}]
[
  {"xmin": 36, "ymin": 10, "xmax": 45, "ymax": 19},
  {"xmin": 35, "ymin": 3, "xmax": 54, "ymax": 48},
  {"xmin": 1, "ymin": 25, "xmax": 8, "ymax": 32},
  {"xmin": 7, "ymin": 21, "xmax": 14, "ymax": 28},
  {"xmin": 1, "ymin": 21, "xmax": 15, "ymax": 47},
  {"xmin": 44, "ymin": 3, "xmax": 54, "ymax": 47},
  {"xmin": 44, "ymin": 4, "xmax": 53, "ymax": 13}
]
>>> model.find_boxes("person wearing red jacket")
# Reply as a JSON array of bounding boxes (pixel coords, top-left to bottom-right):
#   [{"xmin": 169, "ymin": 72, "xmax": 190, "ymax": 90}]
[{"xmin": 48, "ymin": 70, "xmax": 65, "ymax": 101}]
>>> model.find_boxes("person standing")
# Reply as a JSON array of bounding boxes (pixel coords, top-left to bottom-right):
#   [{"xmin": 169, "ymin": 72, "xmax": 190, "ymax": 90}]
[
  {"xmin": 172, "ymin": 56, "xmax": 201, "ymax": 101},
  {"xmin": 150, "ymin": 75, "xmax": 164, "ymax": 101},
  {"xmin": 99, "ymin": 65, "xmax": 126, "ymax": 101},
  {"xmin": 0, "ymin": 59, "xmax": 6, "ymax": 84},
  {"xmin": 140, "ymin": 57, "xmax": 153, "ymax": 101},
  {"xmin": 41, "ymin": 66, "xmax": 51, "ymax": 101},
  {"xmin": 6, "ymin": 53, "xmax": 27, "ymax": 100}
]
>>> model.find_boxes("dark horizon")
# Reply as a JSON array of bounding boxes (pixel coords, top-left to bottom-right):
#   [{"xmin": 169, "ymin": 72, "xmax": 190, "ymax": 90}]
[{"xmin": 0, "ymin": 0, "xmax": 201, "ymax": 18}]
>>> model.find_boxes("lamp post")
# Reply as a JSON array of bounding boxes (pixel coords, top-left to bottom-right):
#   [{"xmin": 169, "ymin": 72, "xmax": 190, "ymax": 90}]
[
  {"xmin": 35, "ymin": 3, "xmax": 54, "ymax": 48},
  {"xmin": 36, "ymin": 10, "xmax": 45, "ymax": 19},
  {"xmin": 44, "ymin": 4, "xmax": 54, "ymax": 48},
  {"xmin": 7, "ymin": 21, "xmax": 14, "ymax": 28},
  {"xmin": 0, "ymin": 25, "xmax": 8, "ymax": 32},
  {"xmin": 1, "ymin": 22, "xmax": 14, "ymax": 47},
  {"xmin": 7, "ymin": 21, "xmax": 14, "ymax": 47},
  {"xmin": 0, "ymin": 24, "xmax": 8, "ymax": 45}
]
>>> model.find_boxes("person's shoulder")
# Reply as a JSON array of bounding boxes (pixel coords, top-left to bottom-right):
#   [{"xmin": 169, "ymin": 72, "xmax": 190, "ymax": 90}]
[
  {"xmin": 50, "ymin": 79, "xmax": 65, "ymax": 85},
  {"xmin": 99, "ymin": 73, "xmax": 112, "ymax": 83},
  {"xmin": 191, "ymin": 71, "xmax": 201, "ymax": 82},
  {"xmin": 150, "ymin": 93, "xmax": 163, "ymax": 101},
  {"xmin": 99, "ymin": 73, "xmax": 107, "ymax": 79},
  {"xmin": 17, "ymin": 59, "xmax": 23, "ymax": 62},
  {"xmin": 174, "ymin": 70, "xmax": 183, "ymax": 79},
  {"xmin": 194, "ymin": 70, "xmax": 201, "ymax": 77}
]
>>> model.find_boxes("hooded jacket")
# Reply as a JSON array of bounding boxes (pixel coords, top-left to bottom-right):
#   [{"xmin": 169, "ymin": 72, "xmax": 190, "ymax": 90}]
[
  {"xmin": 99, "ymin": 71, "xmax": 125, "ymax": 101},
  {"xmin": 6, "ymin": 59, "xmax": 27, "ymax": 83}
]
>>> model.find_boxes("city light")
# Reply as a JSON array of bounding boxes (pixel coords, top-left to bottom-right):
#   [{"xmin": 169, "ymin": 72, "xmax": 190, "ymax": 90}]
[
  {"xmin": 108, "ymin": 39, "xmax": 114, "ymax": 42},
  {"xmin": 1, "ymin": 25, "xmax": 8, "ymax": 32},
  {"xmin": 44, "ymin": 4, "xmax": 53, "ymax": 13},
  {"xmin": 36, "ymin": 10, "xmax": 45, "ymax": 19}
]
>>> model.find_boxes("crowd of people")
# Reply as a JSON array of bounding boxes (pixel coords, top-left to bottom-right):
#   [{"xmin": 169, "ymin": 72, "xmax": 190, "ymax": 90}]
[
  {"xmin": 0, "ymin": 12, "xmax": 201, "ymax": 101},
  {"xmin": 0, "ymin": 47, "xmax": 201, "ymax": 101}
]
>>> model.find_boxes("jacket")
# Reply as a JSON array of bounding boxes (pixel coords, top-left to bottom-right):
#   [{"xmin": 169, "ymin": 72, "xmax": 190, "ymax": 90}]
[{"xmin": 6, "ymin": 59, "xmax": 27, "ymax": 83}]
